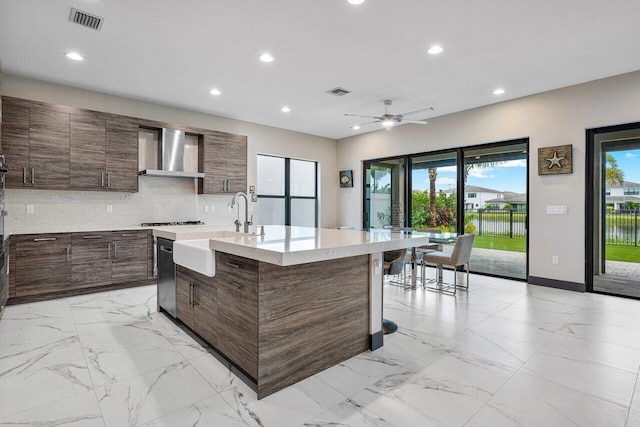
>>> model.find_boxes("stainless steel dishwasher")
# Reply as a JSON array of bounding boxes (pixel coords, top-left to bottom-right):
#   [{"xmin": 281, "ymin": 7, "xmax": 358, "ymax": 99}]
[{"xmin": 157, "ymin": 238, "xmax": 177, "ymax": 317}]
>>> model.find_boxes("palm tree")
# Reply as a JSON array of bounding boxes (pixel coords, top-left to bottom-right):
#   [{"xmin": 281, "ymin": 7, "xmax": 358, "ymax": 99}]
[{"xmin": 605, "ymin": 153, "xmax": 625, "ymax": 186}]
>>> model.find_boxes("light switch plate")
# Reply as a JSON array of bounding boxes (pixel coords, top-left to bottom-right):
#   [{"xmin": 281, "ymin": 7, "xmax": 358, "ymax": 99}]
[
  {"xmin": 249, "ymin": 185, "xmax": 256, "ymax": 194},
  {"xmin": 106, "ymin": 205, "xmax": 113, "ymax": 213},
  {"xmin": 251, "ymin": 194, "xmax": 257, "ymax": 202},
  {"xmin": 546, "ymin": 205, "xmax": 567, "ymax": 215},
  {"xmin": 26, "ymin": 204, "xmax": 34, "ymax": 214},
  {"xmin": 204, "ymin": 205, "xmax": 210, "ymax": 213}
]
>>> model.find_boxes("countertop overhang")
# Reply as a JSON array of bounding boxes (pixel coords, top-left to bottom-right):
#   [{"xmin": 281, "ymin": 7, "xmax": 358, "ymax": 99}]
[{"xmin": 207, "ymin": 225, "xmax": 431, "ymax": 266}]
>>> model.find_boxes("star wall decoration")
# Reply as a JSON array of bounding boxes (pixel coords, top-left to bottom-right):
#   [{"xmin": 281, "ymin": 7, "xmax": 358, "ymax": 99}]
[
  {"xmin": 538, "ymin": 145, "xmax": 573, "ymax": 175},
  {"xmin": 546, "ymin": 152, "xmax": 565, "ymax": 169}
]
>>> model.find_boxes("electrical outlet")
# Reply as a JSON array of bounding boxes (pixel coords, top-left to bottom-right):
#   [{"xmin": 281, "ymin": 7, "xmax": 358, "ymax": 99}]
[
  {"xmin": 552, "ymin": 256, "xmax": 559, "ymax": 264},
  {"xmin": 106, "ymin": 205, "xmax": 113, "ymax": 213},
  {"xmin": 26, "ymin": 204, "xmax": 34, "ymax": 214},
  {"xmin": 204, "ymin": 205, "xmax": 210, "ymax": 213},
  {"xmin": 251, "ymin": 194, "xmax": 257, "ymax": 202},
  {"xmin": 249, "ymin": 185, "xmax": 256, "ymax": 194},
  {"xmin": 210, "ymin": 205, "xmax": 215, "ymax": 213}
]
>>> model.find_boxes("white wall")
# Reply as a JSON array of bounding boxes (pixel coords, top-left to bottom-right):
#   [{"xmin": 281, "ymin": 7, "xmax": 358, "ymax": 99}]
[
  {"xmin": 3, "ymin": 75, "xmax": 338, "ymax": 231},
  {"xmin": 337, "ymin": 70, "xmax": 640, "ymax": 285}
]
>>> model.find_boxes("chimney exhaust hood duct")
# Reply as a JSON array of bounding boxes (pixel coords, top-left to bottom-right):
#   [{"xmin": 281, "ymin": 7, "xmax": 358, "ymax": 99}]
[{"xmin": 140, "ymin": 128, "xmax": 205, "ymax": 178}]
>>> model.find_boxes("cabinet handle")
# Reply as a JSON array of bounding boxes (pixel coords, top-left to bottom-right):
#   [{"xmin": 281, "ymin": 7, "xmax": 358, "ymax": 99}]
[
  {"xmin": 108, "ymin": 243, "xmax": 111, "ymax": 259},
  {"xmin": 23, "ymin": 168, "xmax": 27, "ymax": 184},
  {"xmin": 220, "ymin": 280, "xmax": 241, "ymax": 289},
  {"xmin": 33, "ymin": 237, "xmax": 56, "ymax": 242},
  {"xmin": 66, "ymin": 246, "xmax": 71, "ymax": 262},
  {"xmin": 227, "ymin": 179, "xmax": 231, "ymax": 191},
  {"xmin": 113, "ymin": 243, "xmax": 118, "ymax": 258},
  {"xmin": 188, "ymin": 283, "xmax": 193, "ymax": 307},
  {"xmin": 192, "ymin": 283, "xmax": 197, "ymax": 307},
  {"xmin": 31, "ymin": 168, "xmax": 35, "ymax": 185},
  {"xmin": 107, "ymin": 172, "xmax": 111, "ymax": 187},
  {"xmin": 82, "ymin": 235, "xmax": 103, "ymax": 239},
  {"xmin": 224, "ymin": 261, "xmax": 240, "ymax": 268},
  {"xmin": 120, "ymin": 234, "xmax": 138, "ymax": 237},
  {"xmin": 101, "ymin": 172, "xmax": 105, "ymax": 187}
]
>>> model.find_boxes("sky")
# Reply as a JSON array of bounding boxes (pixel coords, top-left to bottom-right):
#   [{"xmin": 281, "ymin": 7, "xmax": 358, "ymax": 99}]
[
  {"xmin": 609, "ymin": 149, "xmax": 640, "ymax": 185},
  {"xmin": 412, "ymin": 159, "xmax": 527, "ymax": 194}
]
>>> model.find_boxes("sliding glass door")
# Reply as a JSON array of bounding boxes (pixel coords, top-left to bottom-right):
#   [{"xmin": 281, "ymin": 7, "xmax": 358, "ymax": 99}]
[
  {"xmin": 409, "ymin": 152, "xmax": 458, "ymax": 232},
  {"xmin": 462, "ymin": 141, "xmax": 528, "ymax": 279},
  {"xmin": 363, "ymin": 158, "xmax": 406, "ymax": 229},
  {"xmin": 588, "ymin": 125, "xmax": 640, "ymax": 297}
]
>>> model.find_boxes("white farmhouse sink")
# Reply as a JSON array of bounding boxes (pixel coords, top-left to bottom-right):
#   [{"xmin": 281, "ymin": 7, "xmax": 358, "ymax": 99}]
[
  {"xmin": 173, "ymin": 239, "xmax": 216, "ymax": 277},
  {"xmin": 172, "ymin": 231, "xmax": 252, "ymax": 277}
]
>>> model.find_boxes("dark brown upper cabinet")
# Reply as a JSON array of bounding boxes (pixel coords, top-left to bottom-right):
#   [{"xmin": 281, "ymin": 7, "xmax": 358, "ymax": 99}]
[
  {"xmin": 70, "ymin": 114, "xmax": 139, "ymax": 192},
  {"xmin": 198, "ymin": 132, "xmax": 247, "ymax": 194},
  {"xmin": 2, "ymin": 99, "xmax": 71, "ymax": 189}
]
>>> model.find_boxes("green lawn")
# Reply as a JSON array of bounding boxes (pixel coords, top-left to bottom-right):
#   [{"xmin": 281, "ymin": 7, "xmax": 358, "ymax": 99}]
[
  {"xmin": 605, "ymin": 245, "xmax": 640, "ymax": 262},
  {"xmin": 471, "ymin": 235, "xmax": 639, "ymax": 263},
  {"xmin": 471, "ymin": 235, "xmax": 526, "ymax": 252}
]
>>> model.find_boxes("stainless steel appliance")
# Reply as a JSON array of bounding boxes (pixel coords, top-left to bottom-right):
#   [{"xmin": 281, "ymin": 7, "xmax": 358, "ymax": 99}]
[
  {"xmin": 157, "ymin": 237, "xmax": 177, "ymax": 317},
  {"xmin": 0, "ymin": 155, "xmax": 8, "ymax": 320},
  {"xmin": 139, "ymin": 128, "xmax": 205, "ymax": 179}
]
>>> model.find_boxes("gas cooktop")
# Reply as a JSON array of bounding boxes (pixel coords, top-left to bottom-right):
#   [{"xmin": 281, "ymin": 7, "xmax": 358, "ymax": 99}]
[{"xmin": 141, "ymin": 221, "xmax": 205, "ymax": 227}]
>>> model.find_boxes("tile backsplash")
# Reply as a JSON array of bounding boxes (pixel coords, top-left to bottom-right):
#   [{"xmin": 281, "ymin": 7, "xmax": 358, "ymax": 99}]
[{"xmin": 7, "ymin": 176, "xmax": 242, "ymax": 232}]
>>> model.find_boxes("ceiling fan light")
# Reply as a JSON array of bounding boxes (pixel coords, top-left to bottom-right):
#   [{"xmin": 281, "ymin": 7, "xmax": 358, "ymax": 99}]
[
  {"xmin": 382, "ymin": 120, "xmax": 394, "ymax": 127},
  {"xmin": 352, "ymin": 125, "xmax": 360, "ymax": 130}
]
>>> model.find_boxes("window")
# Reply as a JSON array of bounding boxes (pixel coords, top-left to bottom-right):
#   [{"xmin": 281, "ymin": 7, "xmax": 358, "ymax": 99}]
[
  {"xmin": 467, "ymin": 192, "xmax": 477, "ymax": 198},
  {"xmin": 605, "ymin": 190, "xmax": 611, "ymax": 195},
  {"xmin": 624, "ymin": 188, "xmax": 639, "ymax": 195},
  {"xmin": 257, "ymin": 154, "xmax": 318, "ymax": 227}
]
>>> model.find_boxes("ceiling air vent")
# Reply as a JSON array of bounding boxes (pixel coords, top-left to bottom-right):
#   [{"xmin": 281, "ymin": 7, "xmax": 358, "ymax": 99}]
[
  {"xmin": 69, "ymin": 8, "xmax": 105, "ymax": 31},
  {"xmin": 325, "ymin": 87, "xmax": 351, "ymax": 97}
]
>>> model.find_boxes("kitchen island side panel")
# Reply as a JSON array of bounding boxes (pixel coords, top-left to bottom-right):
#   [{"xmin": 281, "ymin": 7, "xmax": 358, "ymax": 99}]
[{"xmin": 257, "ymin": 254, "xmax": 369, "ymax": 398}]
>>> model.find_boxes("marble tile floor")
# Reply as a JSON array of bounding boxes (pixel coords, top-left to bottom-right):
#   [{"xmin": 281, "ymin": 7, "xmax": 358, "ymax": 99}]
[{"xmin": 2, "ymin": 276, "xmax": 640, "ymax": 426}]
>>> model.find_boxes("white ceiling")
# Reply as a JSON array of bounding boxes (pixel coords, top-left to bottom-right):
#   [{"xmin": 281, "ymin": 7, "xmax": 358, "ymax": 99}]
[{"xmin": 1, "ymin": 0, "xmax": 639, "ymax": 140}]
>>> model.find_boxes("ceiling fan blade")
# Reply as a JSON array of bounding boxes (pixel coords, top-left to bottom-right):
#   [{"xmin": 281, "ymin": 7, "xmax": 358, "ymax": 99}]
[
  {"xmin": 399, "ymin": 106, "xmax": 435, "ymax": 116},
  {"xmin": 356, "ymin": 120, "xmax": 382, "ymax": 127},
  {"xmin": 344, "ymin": 113, "xmax": 381, "ymax": 120},
  {"xmin": 402, "ymin": 119, "xmax": 429, "ymax": 125}
]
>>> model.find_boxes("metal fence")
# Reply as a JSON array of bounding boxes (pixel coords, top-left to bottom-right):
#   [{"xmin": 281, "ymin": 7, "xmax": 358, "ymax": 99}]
[
  {"xmin": 465, "ymin": 209, "xmax": 527, "ymax": 238},
  {"xmin": 605, "ymin": 210, "xmax": 640, "ymax": 246}
]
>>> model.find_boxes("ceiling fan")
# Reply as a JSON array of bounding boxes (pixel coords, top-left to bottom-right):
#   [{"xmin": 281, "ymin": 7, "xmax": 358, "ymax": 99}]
[{"xmin": 345, "ymin": 100, "xmax": 434, "ymax": 129}]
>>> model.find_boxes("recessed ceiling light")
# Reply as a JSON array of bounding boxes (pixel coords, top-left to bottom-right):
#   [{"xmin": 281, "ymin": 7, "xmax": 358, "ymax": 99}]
[
  {"xmin": 382, "ymin": 120, "xmax": 394, "ymax": 127},
  {"xmin": 427, "ymin": 45, "xmax": 443, "ymax": 55},
  {"xmin": 281, "ymin": 106, "xmax": 291, "ymax": 113},
  {"xmin": 209, "ymin": 88, "xmax": 221, "ymax": 96},
  {"xmin": 65, "ymin": 52, "xmax": 83, "ymax": 61},
  {"xmin": 352, "ymin": 125, "xmax": 360, "ymax": 130},
  {"xmin": 348, "ymin": 0, "xmax": 365, "ymax": 4},
  {"xmin": 260, "ymin": 53, "xmax": 274, "ymax": 63},
  {"xmin": 493, "ymin": 88, "xmax": 505, "ymax": 95}
]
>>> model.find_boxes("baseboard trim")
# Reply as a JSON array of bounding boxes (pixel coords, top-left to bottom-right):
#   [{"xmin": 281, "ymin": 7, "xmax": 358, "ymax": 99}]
[
  {"xmin": 369, "ymin": 331, "xmax": 383, "ymax": 351},
  {"xmin": 528, "ymin": 276, "xmax": 585, "ymax": 292}
]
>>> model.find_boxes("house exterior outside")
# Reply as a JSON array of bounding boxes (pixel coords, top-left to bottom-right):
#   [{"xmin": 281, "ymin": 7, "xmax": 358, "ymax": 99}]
[
  {"xmin": 484, "ymin": 192, "xmax": 528, "ymax": 210},
  {"xmin": 605, "ymin": 181, "xmax": 640, "ymax": 210},
  {"xmin": 445, "ymin": 185, "xmax": 504, "ymax": 209}
]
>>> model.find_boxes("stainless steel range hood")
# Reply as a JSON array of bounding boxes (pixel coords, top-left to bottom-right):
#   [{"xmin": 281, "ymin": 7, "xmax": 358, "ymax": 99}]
[{"xmin": 139, "ymin": 128, "xmax": 204, "ymax": 178}]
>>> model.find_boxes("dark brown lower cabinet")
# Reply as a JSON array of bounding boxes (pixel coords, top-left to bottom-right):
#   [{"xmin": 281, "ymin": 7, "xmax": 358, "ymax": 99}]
[
  {"xmin": 10, "ymin": 230, "xmax": 153, "ymax": 302},
  {"xmin": 111, "ymin": 230, "xmax": 148, "ymax": 283},
  {"xmin": 176, "ymin": 266, "xmax": 218, "ymax": 348},
  {"xmin": 215, "ymin": 252, "xmax": 258, "ymax": 379},
  {"xmin": 15, "ymin": 234, "xmax": 72, "ymax": 297},
  {"xmin": 71, "ymin": 232, "xmax": 112, "ymax": 289}
]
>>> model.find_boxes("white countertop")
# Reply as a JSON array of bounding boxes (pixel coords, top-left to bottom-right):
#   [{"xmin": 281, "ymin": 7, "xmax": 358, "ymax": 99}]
[
  {"xmin": 152, "ymin": 225, "xmax": 238, "ymax": 240},
  {"xmin": 207, "ymin": 225, "xmax": 431, "ymax": 266}
]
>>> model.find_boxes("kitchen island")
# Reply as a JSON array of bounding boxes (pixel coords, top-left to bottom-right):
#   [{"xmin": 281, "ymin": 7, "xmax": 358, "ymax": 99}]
[{"xmin": 161, "ymin": 225, "xmax": 431, "ymax": 399}]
